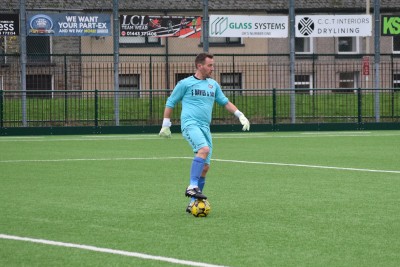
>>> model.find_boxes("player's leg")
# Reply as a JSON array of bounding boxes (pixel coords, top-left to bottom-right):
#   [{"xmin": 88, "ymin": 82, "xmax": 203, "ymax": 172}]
[
  {"xmin": 198, "ymin": 165, "xmax": 209, "ymax": 192},
  {"xmin": 183, "ymin": 125, "xmax": 209, "ymax": 200},
  {"xmin": 185, "ymin": 126, "xmax": 213, "ymax": 213},
  {"xmin": 196, "ymin": 127, "xmax": 212, "ymax": 197},
  {"xmin": 191, "ymin": 164, "xmax": 209, "ymax": 203}
]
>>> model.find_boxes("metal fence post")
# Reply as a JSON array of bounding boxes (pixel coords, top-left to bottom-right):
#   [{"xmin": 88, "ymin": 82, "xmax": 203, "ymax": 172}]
[
  {"xmin": 374, "ymin": 0, "xmax": 381, "ymax": 122},
  {"xmin": 0, "ymin": 90, "xmax": 3, "ymax": 128},
  {"xmin": 202, "ymin": 0, "xmax": 209, "ymax": 52},
  {"xmin": 64, "ymin": 55, "xmax": 68, "ymax": 124},
  {"xmin": 149, "ymin": 55, "xmax": 153, "ymax": 118},
  {"xmin": 94, "ymin": 90, "xmax": 99, "ymax": 127},
  {"xmin": 357, "ymin": 88, "xmax": 362, "ymax": 124},
  {"xmin": 113, "ymin": 0, "xmax": 120, "ymax": 126},
  {"xmin": 289, "ymin": 0, "xmax": 296, "ymax": 123},
  {"xmin": 272, "ymin": 88, "xmax": 277, "ymax": 125},
  {"xmin": 232, "ymin": 54, "xmax": 236, "ymax": 103},
  {"xmin": 20, "ymin": 0, "xmax": 27, "ymax": 127}
]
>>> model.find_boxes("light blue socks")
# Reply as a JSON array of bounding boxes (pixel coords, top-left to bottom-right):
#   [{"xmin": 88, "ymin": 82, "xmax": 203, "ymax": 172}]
[
  {"xmin": 189, "ymin": 157, "xmax": 206, "ymax": 203},
  {"xmin": 189, "ymin": 157, "xmax": 205, "ymax": 187}
]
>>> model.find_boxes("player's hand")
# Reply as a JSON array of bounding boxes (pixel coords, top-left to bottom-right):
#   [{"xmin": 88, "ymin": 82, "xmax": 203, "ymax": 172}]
[
  {"xmin": 239, "ymin": 114, "xmax": 250, "ymax": 131},
  {"xmin": 159, "ymin": 118, "xmax": 172, "ymax": 138},
  {"xmin": 159, "ymin": 126, "xmax": 171, "ymax": 138}
]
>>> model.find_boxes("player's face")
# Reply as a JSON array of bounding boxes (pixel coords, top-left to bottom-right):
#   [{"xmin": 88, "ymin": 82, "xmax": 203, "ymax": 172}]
[{"xmin": 198, "ymin": 57, "xmax": 214, "ymax": 79}]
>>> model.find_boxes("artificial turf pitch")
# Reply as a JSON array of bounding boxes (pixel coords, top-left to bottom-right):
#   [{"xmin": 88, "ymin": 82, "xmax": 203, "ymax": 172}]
[{"xmin": 1, "ymin": 131, "xmax": 399, "ymax": 266}]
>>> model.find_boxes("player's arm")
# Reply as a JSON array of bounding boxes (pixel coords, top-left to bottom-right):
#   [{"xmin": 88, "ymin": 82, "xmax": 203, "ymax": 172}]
[
  {"xmin": 224, "ymin": 101, "xmax": 250, "ymax": 131},
  {"xmin": 159, "ymin": 81, "xmax": 186, "ymax": 138},
  {"xmin": 159, "ymin": 107, "xmax": 173, "ymax": 138}
]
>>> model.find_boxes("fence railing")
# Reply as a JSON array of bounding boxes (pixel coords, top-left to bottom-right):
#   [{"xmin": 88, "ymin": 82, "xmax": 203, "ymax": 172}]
[
  {"xmin": 2, "ymin": 53, "xmax": 400, "ymax": 92},
  {"xmin": 1, "ymin": 88, "xmax": 399, "ymax": 128}
]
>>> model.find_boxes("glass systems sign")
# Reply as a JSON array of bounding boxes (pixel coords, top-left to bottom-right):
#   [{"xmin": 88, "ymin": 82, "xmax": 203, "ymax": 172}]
[{"xmin": 209, "ymin": 15, "xmax": 288, "ymax": 38}]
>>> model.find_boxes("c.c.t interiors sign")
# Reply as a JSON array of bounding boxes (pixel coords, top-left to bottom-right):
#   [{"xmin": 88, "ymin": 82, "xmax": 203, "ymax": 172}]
[{"xmin": 296, "ymin": 15, "xmax": 372, "ymax": 37}]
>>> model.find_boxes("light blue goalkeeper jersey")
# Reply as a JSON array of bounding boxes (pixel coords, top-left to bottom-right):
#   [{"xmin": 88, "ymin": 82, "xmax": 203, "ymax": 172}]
[{"xmin": 166, "ymin": 75, "xmax": 229, "ymax": 130}]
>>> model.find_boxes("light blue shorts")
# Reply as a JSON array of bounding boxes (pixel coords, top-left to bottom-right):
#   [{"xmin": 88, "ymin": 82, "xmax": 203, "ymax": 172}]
[{"xmin": 182, "ymin": 124, "xmax": 212, "ymax": 165}]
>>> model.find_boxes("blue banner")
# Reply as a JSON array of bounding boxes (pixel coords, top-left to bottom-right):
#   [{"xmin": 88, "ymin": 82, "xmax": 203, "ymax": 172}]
[{"xmin": 27, "ymin": 13, "xmax": 111, "ymax": 36}]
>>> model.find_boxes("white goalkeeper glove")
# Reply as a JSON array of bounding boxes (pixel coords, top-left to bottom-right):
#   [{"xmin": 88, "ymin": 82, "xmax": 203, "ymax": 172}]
[
  {"xmin": 159, "ymin": 118, "xmax": 172, "ymax": 138},
  {"xmin": 234, "ymin": 110, "xmax": 250, "ymax": 131}
]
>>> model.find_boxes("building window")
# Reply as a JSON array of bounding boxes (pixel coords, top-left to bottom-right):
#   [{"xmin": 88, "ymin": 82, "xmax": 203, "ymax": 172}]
[
  {"xmin": 175, "ymin": 73, "xmax": 193, "ymax": 84},
  {"xmin": 295, "ymin": 75, "xmax": 312, "ymax": 94},
  {"xmin": 119, "ymin": 74, "xmax": 140, "ymax": 97},
  {"xmin": 295, "ymin": 37, "xmax": 313, "ymax": 54},
  {"xmin": 120, "ymin": 36, "xmax": 161, "ymax": 47},
  {"xmin": 338, "ymin": 37, "xmax": 359, "ymax": 54},
  {"xmin": 27, "ymin": 36, "xmax": 51, "ymax": 63},
  {"xmin": 393, "ymin": 36, "xmax": 400, "ymax": 53},
  {"xmin": 393, "ymin": 73, "xmax": 400, "ymax": 91},
  {"xmin": 202, "ymin": 37, "xmax": 242, "ymax": 46},
  {"xmin": 220, "ymin": 73, "xmax": 242, "ymax": 95},
  {"xmin": 337, "ymin": 72, "xmax": 358, "ymax": 93},
  {"xmin": 26, "ymin": 74, "xmax": 52, "ymax": 98}
]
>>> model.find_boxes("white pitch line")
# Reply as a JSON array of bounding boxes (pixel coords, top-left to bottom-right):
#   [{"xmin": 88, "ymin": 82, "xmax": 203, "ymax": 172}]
[
  {"xmin": 1, "ymin": 131, "xmax": 400, "ymax": 142},
  {"xmin": 0, "ymin": 157, "xmax": 188, "ymax": 163},
  {"xmin": 212, "ymin": 158, "xmax": 400, "ymax": 174},
  {"xmin": 0, "ymin": 234, "xmax": 229, "ymax": 267},
  {"xmin": 0, "ymin": 156, "xmax": 399, "ymax": 174}
]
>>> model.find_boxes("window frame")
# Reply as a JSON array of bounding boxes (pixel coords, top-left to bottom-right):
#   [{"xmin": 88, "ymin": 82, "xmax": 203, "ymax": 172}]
[
  {"xmin": 294, "ymin": 74, "xmax": 313, "ymax": 94},
  {"xmin": 175, "ymin": 73, "xmax": 193, "ymax": 85},
  {"xmin": 26, "ymin": 74, "xmax": 53, "ymax": 98},
  {"xmin": 295, "ymin": 37, "xmax": 313, "ymax": 54},
  {"xmin": 392, "ymin": 73, "xmax": 400, "ymax": 91},
  {"xmin": 220, "ymin": 72, "xmax": 243, "ymax": 95},
  {"xmin": 201, "ymin": 36, "xmax": 243, "ymax": 47},
  {"xmin": 119, "ymin": 74, "xmax": 141, "ymax": 97},
  {"xmin": 337, "ymin": 72, "xmax": 359, "ymax": 93},
  {"xmin": 337, "ymin": 36, "xmax": 360, "ymax": 54},
  {"xmin": 392, "ymin": 36, "xmax": 400, "ymax": 54},
  {"xmin": 119, "ymin": 36, "xmax": 162, "ymax": 47},
  {"xmin": 26, "ymin": 36, "xmax": 51, "ymax": 63}
]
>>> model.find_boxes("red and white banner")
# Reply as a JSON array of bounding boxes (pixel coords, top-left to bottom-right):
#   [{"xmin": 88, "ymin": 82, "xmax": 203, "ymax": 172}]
[{"xmin": 120, "ymin": 15, "xmax": 202, "ymax": 38}]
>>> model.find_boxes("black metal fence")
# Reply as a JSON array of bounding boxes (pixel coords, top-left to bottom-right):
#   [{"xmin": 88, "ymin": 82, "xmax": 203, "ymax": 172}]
[
  {"xmin": 1, "ymin": 53, "xmax": 400, "ymax": 131},
  {"xmin": 1, "ymin": 88, "xmax": 399, "ymax": 128},
  {"xmin": 2, "ymin": 53, "xmax": 400, "ymax": 92}
]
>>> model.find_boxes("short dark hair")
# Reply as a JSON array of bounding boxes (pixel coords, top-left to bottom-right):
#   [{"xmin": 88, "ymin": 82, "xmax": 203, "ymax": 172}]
[{"xmin": 195, "ymin": 52, "xmax": 214, "ymax": 67}]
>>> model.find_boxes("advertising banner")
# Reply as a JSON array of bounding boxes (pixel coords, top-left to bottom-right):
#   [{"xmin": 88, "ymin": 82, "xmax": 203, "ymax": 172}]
[
  {"xmin": 27, "ymin": 13, "xmax": 111, "ymax": 36},
  {"xmin": 381, "ymin": 16, "xmax": 400, "ymax": 36},
  {"xmin": 120, "ymin": 15, "xmax": 201, "ymax": 38},
  {"xmin": 0, "ymin": 14, "xmax": 19, "ymax": 36},
  {"xmin": 295, "ymin": 15, "xmax": 372, "ymax": 37},
  {"xmin": 209, "ymin": 15, "xmax": 288, "ymax": 38}
]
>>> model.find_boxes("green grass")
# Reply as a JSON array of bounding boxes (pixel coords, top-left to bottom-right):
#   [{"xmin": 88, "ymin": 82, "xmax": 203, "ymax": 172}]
[
  {"xmin": 2, "ymin": 91, "xmax": 400, "ymax": 126},
  {"xmin": 1, "ymin": 131, "xmax": 400, "ymax": 266}
]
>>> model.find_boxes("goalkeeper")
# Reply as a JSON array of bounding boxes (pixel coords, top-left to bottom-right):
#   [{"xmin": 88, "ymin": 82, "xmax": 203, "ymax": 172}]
[{"xmin": 159, "ymin": 53, "xmax": 250, "ymax": 213}]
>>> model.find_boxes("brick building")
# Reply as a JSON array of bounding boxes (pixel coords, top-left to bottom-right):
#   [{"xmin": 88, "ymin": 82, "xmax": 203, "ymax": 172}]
[{"xmin": 1, "ymin": 0, "xmax": 400, "ymax": 93}]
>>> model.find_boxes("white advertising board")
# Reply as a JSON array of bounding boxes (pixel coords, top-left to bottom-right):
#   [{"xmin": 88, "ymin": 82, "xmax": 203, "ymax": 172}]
[
  {"xmin": 210, "ymin": 15, "xmax": 288, "ymax": 38},
  {"xmin": 295, "ymin": 15, "xmax": 372, "ymax": 37}
]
